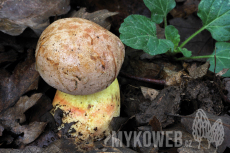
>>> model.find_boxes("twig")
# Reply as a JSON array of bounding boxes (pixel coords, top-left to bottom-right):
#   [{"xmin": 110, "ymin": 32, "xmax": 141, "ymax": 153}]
[{"xmin": 119, "ymin": 71, "xmax": 166, "ymax": 85}]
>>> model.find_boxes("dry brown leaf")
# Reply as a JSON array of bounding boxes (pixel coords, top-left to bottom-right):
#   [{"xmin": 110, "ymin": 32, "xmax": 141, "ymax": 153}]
[
  {"xmin": 0, "ymin": 93, "xmax": 42, "ymax": 125},
  {"xmin": 165, "ymin": 67, "xmax": 189, "ymax": 86},
  {"xmin": 0, "ymin": 50, "xmax": 18, "ymax": 63},
  {"xmin": 0, "ymin": 93, "xmax": 47, "ymax": 146},
  {"xmin": 149, "ymin": 116, "xmax": 162, "ymax": 132},
  {"xmin": 0, "ymin": 93, "xmax": 42, "ymax": 128},
  {"xmin": 0, "ymin": 125, "xmax": 3, "ymax": 136},
  {"xmin": 29, "ymin": 130, "xmax": 59, "ymax": 148},
  {"xmin": 187, "ymin": 62, "xmax": 210, "ymax": 79},
  {"xmin": 0, "ymin": 134, "xmax": 14, "ymax": 145},
  {"xmin": 124, "ymin": 57, "xmax": 190, "ymax": 86},
  {"xmin": 15, "ymin": 122, "xmax": 47, "ymax": 145},
  {"xmin": 136, "ymin": 86, "xmax": 181, "ymax": 128},
  {"xmin": 216, "ymin": 68, "xmax": 229, "ymax": 76},
  {"xmin": 141, "ymin": 86, "xmax": 159, "ymax": 101},
  {"xmin": 0, "ymin": 146, "xmax": 43, "ymax": 153},
  {"xmin": 170, "ymin": 0, "xmax": 199, "ymax": 18},
  {"xmin": 0, "ymin": 49, "xmax": 39, "ymax": 113},
  {"xmin": 68, "ymin": 8, "xmax": 118, "ymax": 30},
  {"xmin": 182, "ymin": 79, "xmax": 223, "ymax": 115},
  {"xmin": 130, "ymin": 59, "xmax": 161, "ymax": 78},
  {"xmin": 0, "ymin": 0, "xmax": 70, "ymax": 36},
  {"xmin": 223, "ymin": 78, "xmax": 230, "ymax": 101},
  {"xmin": 34, "ymin": 138, "xmax": 137, "ymax": 153}
]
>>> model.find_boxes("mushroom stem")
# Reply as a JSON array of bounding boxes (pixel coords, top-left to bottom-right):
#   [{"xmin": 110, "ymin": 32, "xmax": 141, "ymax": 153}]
[{"xmin": 51, "ymin": 78, "xmax": 120, "ymax": 142}]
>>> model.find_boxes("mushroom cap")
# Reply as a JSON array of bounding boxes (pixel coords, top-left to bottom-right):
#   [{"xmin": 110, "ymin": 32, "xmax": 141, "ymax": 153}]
[{"xmin": 35, "ymin": 18, "xmax": 125, "ymax": 95}]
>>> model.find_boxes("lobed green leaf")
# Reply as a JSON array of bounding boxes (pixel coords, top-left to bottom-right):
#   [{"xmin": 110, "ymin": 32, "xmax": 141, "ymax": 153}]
[
  {"xmin": 208, "ymin": 42, "xmax": 230, "ymax": 77},
  {"xmin": 165, "ymin": 25, "xmax": 180, "ymax": 50},
  {"xmin": 144, "ymin": 0, "xmax": 176, "ymax": 24},
  {"xmin": 178, "ymin": 47, "xmax": 192, "ymax": 57},
  {"xmin": 144, "ymin": 37, "xmax": 174, "ymax": 55},
  {"xmin": 119, "ymin": 15, "xmax": 174, "ymax": 55},
  {"xmin": 198, "ymin": 0, "xmax": 230, "ymax": 41}
]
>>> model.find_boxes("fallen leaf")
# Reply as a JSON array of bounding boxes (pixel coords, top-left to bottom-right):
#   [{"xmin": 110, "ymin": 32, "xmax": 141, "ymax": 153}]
[
  {"xmin": 29, "ymin": 130, "xmax": 59, "ymax": 148},
  {"xmin": 165, "ymin": 70, "xmax": 188, "ymax": 86},
  {"xmin": 136, "ymin": 86, "xmax": 181, "ymax": 128},
  {"xmin": 25, "ymin": 95, "xmax": 53, "ymax": 123},
  {"xmin": 0, "ymin": 49, "xmax": 40, "ymax": 113},
  {"xmin": 138, "ymin": 126, "xmax": 152, "ymax": 131},
  {"xmin": 81, "ymin": 0, "xmax": 151, "ymax": 35},
  {"xmin": 39, "ymin": 138, "xmax": 137, "ymax": 153},
  {"xmin": 0, "ymin": 135, "xmax": 14, "ymax": 145},
  {"xmin": 223, "ymin": 78, "xmax": 230, "ymax": 101},
  {"xmin": 170, "ymin": 0, "xmax": 199, "ymax": 18},
  {"xmin": 110, "ymin": 117, "xmax": 130, "ymax": 132},
  {"xmin": 103, "ymin": 135, "xmax": 138, "ymax": 153},
  {"xmin": 0, "ymin": 50, "xmax": 18, "ymax": 64},
  {"xmin": 123, "ymin": 58, "xmax": 189, "ymax": 86},
  {"xmin": 181, "ymin": 110, "xmax": 230, "ymax": 153},
  {"xmin": 149, "ymin": 116, "xmax": 162, "ymax": 132},
  {"xmin": 216, "ymin": 69, "xmax": 229, "ymax": 77},
  {"xmin": 141, "ymin": 87, "xmax": 159, "ymax": 101},
  {"xmin": 0, "ymin": 125, "xmax": 3, "ymax": 136},
  {"xmin": 0, "ymin": 93, "xmax": 47, "ymax": 146},
  {"xmin": 121, "ymin": 84, "xmax": 152, "ymax": 117},
  {"xmin": 15, "ymin": 121, "xmax": 47, "ymax": 145},
  {"xmin": 181, "ymin": 79, "xmax": 223, "ymax": 115},
  {"xmin": 0, "ymin": 146, "xmax": 43, "ymax": 153},
  {"xmin": 0, "ymin": 0, "xmax": 70, "ymax": 36},
  {"xmin": 187, "ymin": 62, "xmax": 210, "ymax": 79},
  {"xmin": 69, "ymin": 8, "xmax": 118, "ymax": 30},
  {"xmin": 130, "ymin": 132, "xmax": 157, "ymax": 153},
  {"xmin": 129, "ymin": 59, "xmax": 162, "ymax": 78},
  {"xmin": 0, "ymin": 93, "xmax": 42, "ymax": 127}
]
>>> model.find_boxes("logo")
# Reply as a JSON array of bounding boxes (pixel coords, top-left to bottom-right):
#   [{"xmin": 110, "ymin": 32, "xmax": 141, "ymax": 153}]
[
  {"xmin": 192, "ymin": 109, "xmax": 224, "ymax": 150},
  {"xmin": 104, "ymin": 109, "xmax": 224, "ymax": 150}
]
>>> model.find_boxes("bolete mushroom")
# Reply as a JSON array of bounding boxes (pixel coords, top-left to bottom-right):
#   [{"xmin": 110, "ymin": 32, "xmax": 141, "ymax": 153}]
[{"xmin": 35, "ymin": 18, "xmax": 125, "ymax": 142}]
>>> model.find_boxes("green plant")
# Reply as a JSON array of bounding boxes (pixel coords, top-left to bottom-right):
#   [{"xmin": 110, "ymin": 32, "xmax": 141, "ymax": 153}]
[{"xmin": 119, "ymin": 0, "xmax": 230, "ymax": 77}]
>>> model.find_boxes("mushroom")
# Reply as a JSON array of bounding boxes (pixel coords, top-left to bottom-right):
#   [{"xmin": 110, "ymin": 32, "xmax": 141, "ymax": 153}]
[{"xmin": 35, "ymin": 18, "xmax": 125, "ymax": 142}]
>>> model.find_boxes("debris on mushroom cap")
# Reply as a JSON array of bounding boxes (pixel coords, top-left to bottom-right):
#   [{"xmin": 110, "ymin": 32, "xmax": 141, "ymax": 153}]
[
  {"xmin": 51, "ymin": 78, "xmax": 120, "ymax": 141},
  {"xmin": 35, "ymin": 18, "xmax": 125, "ymax": 95}
]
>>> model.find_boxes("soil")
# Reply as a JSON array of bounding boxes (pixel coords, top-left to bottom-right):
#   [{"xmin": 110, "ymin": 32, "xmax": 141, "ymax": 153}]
[{"xmin": 0, "ymin": 0, "xmax": 230, "ymax": 153}]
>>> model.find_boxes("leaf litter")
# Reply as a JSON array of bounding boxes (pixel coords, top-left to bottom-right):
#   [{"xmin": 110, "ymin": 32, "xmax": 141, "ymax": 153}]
[
  {"xmin": 0, "ymin": 93, "xmax": 47, "ymax": 147},
  {"xmin": 1, "ymin": 0, "xmax": 230, "ymax": 153}
]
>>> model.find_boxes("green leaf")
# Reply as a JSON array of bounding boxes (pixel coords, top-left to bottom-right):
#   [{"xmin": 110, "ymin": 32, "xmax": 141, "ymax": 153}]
[
  {"xmin": 143, "ymin": 0, "xmax": 176, "ymax": 24},
  {"xmin": 208, "ymin": 42, "xmax": 230, "ymax": 77},
  {"xmin": 119, "ymin": 15, "xmax": 174, "ymax": 55},
  {"xmin": 119, "ymin": 15, "xmax": 156, "ymax": 50},
  {"xmin": 178, "ymin": 47, "xmax": 192, "ymax": 57},
  {"xmin": 165, "ymin": 25, "xmax": 180, "ymax": 50},
  {"xmin": 198, "ymin": 0, "xmax": 230, "ymax": 41},
  {"xmin": 144, "ymin": 37, "xmax": 174, "ymax": 55}
]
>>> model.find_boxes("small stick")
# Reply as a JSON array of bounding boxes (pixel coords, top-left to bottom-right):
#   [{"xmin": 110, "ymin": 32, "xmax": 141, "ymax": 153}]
[{"xmin": 119, "ymin": 71, "xmax": 166, "ymax": 85}]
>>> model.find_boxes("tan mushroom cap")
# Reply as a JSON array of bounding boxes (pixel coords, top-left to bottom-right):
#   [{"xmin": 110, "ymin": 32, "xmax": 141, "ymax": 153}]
[{"xmin": 35, "ymin": 18, "xmax": 125, "ymax": 95}]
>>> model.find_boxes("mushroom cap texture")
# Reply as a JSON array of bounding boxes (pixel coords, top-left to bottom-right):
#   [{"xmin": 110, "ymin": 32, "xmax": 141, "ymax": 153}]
[{"xmin": 35, "ymin": 18, "xmax": 125, "ymax": 95}]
